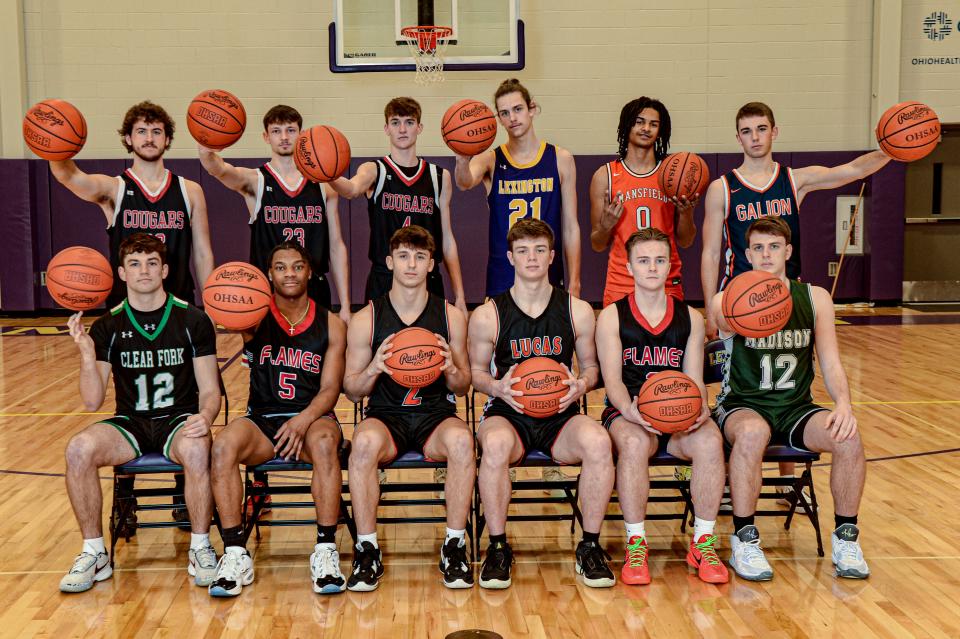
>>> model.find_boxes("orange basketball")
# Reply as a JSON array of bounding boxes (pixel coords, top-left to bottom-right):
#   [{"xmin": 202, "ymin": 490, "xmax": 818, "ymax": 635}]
[
  {"xmin": 441, "ymin": 99, "xmax": 498, "ymax": 156},
  {"xmin": 512, "ymin": 357, "xmax": 569, "ymax": 419},
  {"xmin": 186, "ymin": 89, "xmax": 247, "ymax": 150},
  {"xmin": 722, "ymin": 270, "xmax": 793, "ymax": 338},
  {"xmin": 658, "ymin": 152, "xmax": 709, "ymax": 200},
  {"xmin": 202, "ymin": 262, "xmax": 271, "ymax": 330},
  {"xmin": 384, "ymin": 327, "xmax": 443, "ymax": 388},
  {"xmin": 876, "ymin": 101, "xmax": 940, "ymax": 162},
  {"xmin": 46, "ymin": 246, "xmax": 113, "ymax": 310},
  {"xmin": 23, "ymin": 100, "xmax": 87, "ymax": 161},
  {"xmin": 294, "ymin": 125, "xmax": 351, "ymax": 182},
  {"xmin": 636, "ymin": 371, "xmax": 703, "ymax": 434}
]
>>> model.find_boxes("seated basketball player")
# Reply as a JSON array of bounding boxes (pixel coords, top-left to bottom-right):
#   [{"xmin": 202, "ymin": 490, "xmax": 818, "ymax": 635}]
[
  {"xmin": 343, "ymin": 225, "xmax": 474, "ymax": 591},
  {"xmin": 207, "ymin": 242, "xmax": 347, "ymax": 597},
  {"xmin": 711, "ymin": 217, "xmax": 869, "ymax": 581},
  {"xmin": 60, "ymin": 234, "xmax": 220, "ymax": 593},
  {"xmin": 468, "ymin": 219, "xmax": 615, "ymax": 589},
  {"xmin": 596, "ymin": 228, "xmax": 728, "ymax": 585}
]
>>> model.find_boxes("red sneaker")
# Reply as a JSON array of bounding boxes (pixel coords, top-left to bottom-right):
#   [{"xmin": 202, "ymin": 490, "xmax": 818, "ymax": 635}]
[
  {"xmin": 621, "ymin": 535, "xmax": 651, "ymax": 585},
  {"xmin": 244, "ymin": 480, "xmax": 272, "ymax": 519},
  {"xmin": 686, "ymin": 534, "xmax": 729, "ymax": 584}
]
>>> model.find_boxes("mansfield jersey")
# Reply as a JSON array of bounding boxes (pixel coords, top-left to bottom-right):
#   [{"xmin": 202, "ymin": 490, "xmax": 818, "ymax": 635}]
[
  {"xmin": 90, "ymin": 294, "xmax": 217, "ymax": 417},
  {"xmin": 109, "ymin": 169, "xmax": 193, "ymax": 305},
  {"xmin": 486, "ymin": 142, "xmax": 564, "ymax": 297},
  {"xmin": 243, "ymin": 299, "xmax": 329, "ymax": 413},
  {"xmin": 720, "ymin": 164, "xmax": 801, "ymax": 289},
  {"xmin": 603, "ymin": 159, "xmax": 682, "ymax": 305},
  {"xmin": 615, "ymin": 294, "xmax": 691, "ymax": 396}
]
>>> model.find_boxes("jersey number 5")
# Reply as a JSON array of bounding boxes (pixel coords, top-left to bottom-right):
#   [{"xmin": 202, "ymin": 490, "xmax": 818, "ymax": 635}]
[{"xmin": 278, "ymin": 372, "xmax": 297, "ymax": 400}]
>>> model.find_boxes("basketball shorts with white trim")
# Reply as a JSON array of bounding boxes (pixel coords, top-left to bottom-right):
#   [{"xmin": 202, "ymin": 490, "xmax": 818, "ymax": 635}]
[
  {"xmin": 713, "ymin": 400, "xmax": 829, "ymax": 451},
  {"xmin": 100, "ymin": 413, "xmax": 191, "ymax": 460}
]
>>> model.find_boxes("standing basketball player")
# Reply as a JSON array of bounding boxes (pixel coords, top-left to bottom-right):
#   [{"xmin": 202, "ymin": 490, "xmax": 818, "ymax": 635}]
[
  {"xmin": 343, "ymin": 225, "xmax": 474, "ymax": 591},
  {"xmin": 49, "ymin": 101, "xmax": 213, "ymax": 307},
  {"xmin": 468, "ymin": 219, "xmax": 614, "ymax": 589},
  {"xmin": 329, "ymin": 97, "xmax": 467, "ymax": 318},
  {"xmin": 59, "ymin": 234, "xmax": 220, "ymax": 593},
  {"xmin": 711, "ymin": 217, "xmax": 869, "ymax": 581},
  {"xmin": 198, "ymin": 104, "xmax": 351, "ymax": 322},
  {"xmin": 596, "ymin": 228, "xmax": 728, "ymax": 585},
  {"xmin": 590, "ymin": 97, "xmax": 697, "ymax": 305}
]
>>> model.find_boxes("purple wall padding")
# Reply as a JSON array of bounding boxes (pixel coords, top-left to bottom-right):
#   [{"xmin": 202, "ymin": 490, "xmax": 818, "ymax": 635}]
[
  {"xmin": 0, "ymin": 160, "xmax": 36, "ymax": 310},
  {"xmin": 867, "ymin": 161, "xmax": 906, "ymax": 301}
]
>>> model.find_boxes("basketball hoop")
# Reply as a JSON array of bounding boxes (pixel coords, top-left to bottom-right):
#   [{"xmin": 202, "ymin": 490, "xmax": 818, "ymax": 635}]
[{"xmin": 401, "ymin": 26, "xmax": 453, "ymax": 84}]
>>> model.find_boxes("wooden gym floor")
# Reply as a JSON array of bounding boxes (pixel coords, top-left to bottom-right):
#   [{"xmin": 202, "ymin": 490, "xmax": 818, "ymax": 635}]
[{"xmin": 1, "ymin": 306, "xmax": 959, "ymax": 638}]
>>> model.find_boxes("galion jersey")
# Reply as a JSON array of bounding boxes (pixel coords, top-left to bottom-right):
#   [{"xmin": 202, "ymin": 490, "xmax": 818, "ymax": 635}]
[
  {"xmin": 603, "ymin": 159, "xmax": 682, "ymax": 305},
  {"xmin": 615, "ymin": 294, "xmax": 691, "ymax": 397},
  {"xmin": 486, "ymin": 142, "xmax": 564, "ymax": 297},
  {"xmin": 720, "ymin": 163, "xmax": 801, "ymax": 289},
  {"xmin": 89, "ymin": 294, "xmax": 217, "ymax": 417},
  {"xmin": 243, "ymin": 298, "xmax": 328, "ymax": 413},
  {"xmin": 109, "ymin": 169, "xmax": 193, "ymax": 305},
  {"xmin": 367, "ymin": 293, "xmax": 456, "ymax": 414},
  {"xmin": 367, "ymin": 156, "xmax": 444, "ymax": 273}
]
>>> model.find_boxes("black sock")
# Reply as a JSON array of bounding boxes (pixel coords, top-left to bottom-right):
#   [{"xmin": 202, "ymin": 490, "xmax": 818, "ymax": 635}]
[
  {"xmin": 581, "ymin": 531, "xmax": 600, "ymax": 545},
  {"xmin": 489, "ymin": 533, "xmax": 507, "ymax": 546},
  {"xmin": 221, "ymin": 525, "xmax": 245, "ymax": 550},
  {"xmin": 733, "ymin": 515, "xmax": 755, "ymax": 534},
  {"xmin": 835, "ymin": 514, "xmax": 858, "ymax": 529},
  {"xmin": 316, "ymin": 524, "xmax": 338, "ymax": 545}
]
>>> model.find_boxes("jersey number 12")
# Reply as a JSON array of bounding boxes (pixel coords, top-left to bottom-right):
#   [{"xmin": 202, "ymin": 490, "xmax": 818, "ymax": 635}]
[{"xmin": 133, "ymin": 372, "xmax": 174, "ymax": 411}]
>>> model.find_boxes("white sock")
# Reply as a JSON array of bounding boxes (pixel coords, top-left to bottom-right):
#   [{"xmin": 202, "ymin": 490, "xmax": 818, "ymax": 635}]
[
  {"xmin": 190, "ymin": 533, "xmax": 210, "ymax": 550},
  {"xmin": 82, "ymin": 537, "xmax": 105, "ymax": 556},
  {"xmin": 225, "ymin": 545, "xmax": 246, "ymax": 555},
  {"xmin": 357, "ymin": 532, "xmax": 378, "ymax": 549},
  {"xmin": 445, "ymin": 528, "xmax": 466, "ymax": 545},
  {"xmin": 625, "ymin": 521, "xmax": 646, "ymax": 541},
  {"xmin": 693, "ymin": 517, "xmax": 716, "ymax": 541}
]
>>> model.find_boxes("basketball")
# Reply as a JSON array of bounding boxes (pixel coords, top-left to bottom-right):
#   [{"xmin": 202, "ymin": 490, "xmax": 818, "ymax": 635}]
[
  {"xmin": 384, "ymin": 327, "xmax": 444, "ymax": 388},
  {"xmin": 186, "ymin": 89, "xmax": 247, "ymax": 150},
  {"xmin": 201, "ymin": 262, "xmax": 271, "ymax": 330},
  {"xmin": 45, "ymin": 246, "xmax": 113, "ymax": 311},
  {"xmin": 722, "ymin": 270, "xmax": 793, "ymax": 338},
  {"xmin": 636, "ymin": 371, "xmax": 703, "ymax": 434},
  {"xmin": 294, "ymin": 125, "xmax": 351, "ymax": 182},
  {"xmin": 441, "ymin": 99, "xmax": 498, "ymax": 156},
  {"xmin": 658, "ymin": 152, "xmax": 710, "ymax": 200},
  {"xmin": 512, "ymin": 357, "xmax": 569, "ymax": 418},
  {"xmin": 22, "ymin": 100, "xmax": 87, "ymax": 161},
  {"xmin": 876, "ymin": 101, "xmax": 941, "ymax": 162}
]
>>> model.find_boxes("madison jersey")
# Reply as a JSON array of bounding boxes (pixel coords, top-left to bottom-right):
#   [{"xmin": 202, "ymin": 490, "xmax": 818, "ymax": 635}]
[
  {"xmin": 367, "ymin": 294, "xmax": 456, "ymax": 414},
  {"xmin": 486, "ymin": 142, "xmax": 564, "ymax": 297},
  {"xmin": 720, "ymin": 164, "xmax": 801, "ymax": 289},
  {"xmin": 616, "ymin": 294, "xmax": 691, "ymax": 396},
  {"xmin": 243, "ymin": 299, "xmax": 329, "ymax": 413},
  {"xmin": 109, "ymin": 169, "xmax": 193, "ymax": 304},
  {"xmin": 90, "ymin": 295, "xmax": 217, "ymax": 417}
]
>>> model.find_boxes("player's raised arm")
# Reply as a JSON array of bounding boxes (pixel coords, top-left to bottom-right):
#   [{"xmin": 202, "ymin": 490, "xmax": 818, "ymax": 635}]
[
  {"xmin": 327, "ymin": 161, "xmax": 378, "ymax": 200},
  {"xmin": 184, "ymin": 180, "xmax": 214, "ymax": 288},
  {"xmin": 700, "ymin": 179, "xmax": 726, "ymax": 338},
  {"xmin": 49, "ymin": 160, "xmax": 120, "ymax": 220},
  {"xmin": 197, "ymin": 145, "xmax": 260, "ymax": 200},
  {"xmin": 454, "ymin": 149, "xmax": 494, "ymax": 191},
  {"xmin": 589, "ymin": 165, "xmax": 623, "ymax": 252},
  {"xmin": 792, "ymin": 150, "xmax": 891, "ymax": 202},
  {"xmin": 71, "ymin": 313, "xmax": 112, "ymax": 411},
  {"xmin": 323, "ymin": 186, "xmax": 352, "ymax": 323},
  {"xmin": 556, "ymin": 147, "xmax": 581, "ymax": 297},
  {"xmin": 437, "ymin": 169, "xmax": 468, "ymax": 317}
]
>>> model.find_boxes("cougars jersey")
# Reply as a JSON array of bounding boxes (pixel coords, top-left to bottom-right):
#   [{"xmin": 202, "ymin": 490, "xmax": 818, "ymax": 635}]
[
  {"xmin": 109, "ymin": 169, "xmax": 193, "ymax": 306},
  {"xmin": 486, "ymin": 142, "xmax": 564, "ymax": 297},
  {"xmin": 720, "ymin": 164, "xmax": 801, "ymax": 289},
  {"xmin": 89, "ymin": 294, "xmax": 217, "ymax": 417},
  {"xmin": 243, "ymin": 298, "xmax": 328, "ymax": 413},
  {"xmin": 603, "ymin": 159, "xmax": 682, "ymax": 306},
  {"xmin": 616, "ymin": 294, "xmax": 691, "ymax": 396}
]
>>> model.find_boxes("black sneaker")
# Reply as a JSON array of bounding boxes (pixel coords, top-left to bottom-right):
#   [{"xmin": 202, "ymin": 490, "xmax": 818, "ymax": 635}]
[
  {"xmin": 479, "ymin": 540, "xmax": 513, "ymax": 589},
  {"xmin": 439, "ymin": 537, "xmax": 474, "ymax": 589},
  {"xmin": 346, "ymin": 541, "xmax": 384, "ymax": 592},
  {"xmin": 575, "ymin": 540, "xmax": 615, "ymax": 588},
  {"xmin": 115, "ymin": 512, "xmax": 138, "ymax": 539}
]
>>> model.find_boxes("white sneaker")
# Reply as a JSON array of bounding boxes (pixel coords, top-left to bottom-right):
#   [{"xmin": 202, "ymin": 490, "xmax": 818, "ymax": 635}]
[
  {"xmin": 776, "ymin": 484, "xmax": 815, "ymax": 508},
  {"xmin": 728, "ymin": 525, "xmax": 774, "ymax": 581},
  {"xmin": 59, "ymin": 551, "xmax": 112, "ymax": 593},
  {"xmin": 188, "ymin": 544, "xmax": 218, "ymax": 586},
  {"xmin": 542, "ymin": 466, "xmax": 568, "ymax": 498},
  {"xmin": 378, "ymin": 469, "xmax": 388, "ymax": 485},
  {"xmin": 310, "ymin": 544, "xmax": 346, "ymax": 594},
  {"xmin": 208, "ymin": 548, "xmax": 254, "ymax": 597},
  {"xmin": 719, "ymin": 488, "xmax": 732, "ymax": 513},
  {"xmin": 832, "ymin": 524, "xmax": 870, "ymax": 579}
]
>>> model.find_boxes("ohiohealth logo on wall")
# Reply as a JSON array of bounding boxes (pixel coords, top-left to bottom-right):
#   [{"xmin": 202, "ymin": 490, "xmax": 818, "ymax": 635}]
[{"xmin": 922, "ymin": 11, "xmax": 953, "ymax": 40}]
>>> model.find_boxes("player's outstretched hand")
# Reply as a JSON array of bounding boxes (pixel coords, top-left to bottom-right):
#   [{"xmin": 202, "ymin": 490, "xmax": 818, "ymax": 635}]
[
  {"xmin": 181, "ymin": 413, "xmax": 211, "ymax": 438},
  {"xmin": 557, "ymin": 363, "xmax": 586, "ymax": 413},
  {"xmin": 825, "ymin": 404, "xmax": 858, "ymax": 442},
  {"xmin": 366, "ymin": 333, "xmax": 395, "ymax": 378},
  {"xmin": 68, "ymin": 312, "xmax": 96, "ymax": 357},
  {"xmin": 493, "ymin": 363, "xmax": 524, "ymax": 413},
  {"xmin": 599, "ymin": 189, "xmax": 625, "ymax": 231},
  {"xmin": 669, "ymin": 192, "xmax": 701, "ymax": 212},
  {"xmin": 274, "ymin": 414, "xmax": 311, "ymax": 460}
]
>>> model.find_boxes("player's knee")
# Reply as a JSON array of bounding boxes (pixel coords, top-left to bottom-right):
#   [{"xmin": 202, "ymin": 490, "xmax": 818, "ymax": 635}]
[
  {"xmin": 732, "ymin": 421, "xmax": 770, "ymax": 454},
  {"xmin": 64, "ymin": 433, "xmax": 97, "ymax": 470},
  {"xmin": 832, "ymin": 432, "xmax": 865, "ymax": 459},
  {"xmin": 615, "ymin": 427, "xmax": 654, "ymax": 461},
  {"xmin": 480, "ymin": 430, "xmax": 515, "ymax": 465},
  {"xmin": 444, "ymin": 429, "xmax": 475, "ymax": 463},
  {"xmin": 690, "ymin": 425, "xmax": 724, "ymax": 459},
  {"xmin": 349, "ymin": 430, "xmax": 384, "ymax": 466},
  {"xmin": 580, "ymin": 429, "xmax": 613, "ymax": 464},
  {"xmin": 210, "ymin": 436, "xmax": 239, "ymax": 470},
  {"xmin": 307, "ymin": 428, "xmax": 339, "ymax": 460},
  {"xmin": 177, "ymin": 437, "xmax": 211, "ymax": 473}
]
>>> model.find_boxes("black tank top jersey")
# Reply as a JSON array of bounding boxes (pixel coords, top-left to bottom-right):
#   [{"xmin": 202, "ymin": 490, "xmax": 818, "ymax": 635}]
[
  {"xmin": 243, "ymin": 299, "xmax": 329, "ymax": 413},
  {"xmin": 367, "ymin": 156, "xmax": 444, "ymax": 272},
  {"xmin": 251, "ymin": 163, "xmax": 330, "ymax": 278},
  {"xmin": 489, "ymin": 287, "xmax": 576, "ymax": 412},
  {"xmin": 89, "ymin": 294, "xmax": 217, "ymax": 417},
  {"xmin": 367, "ymin": 293, "xmax": 456, "ymax": 414},
  {"xmin": 615, "ymin": 294, "xmax": 691, "ymax": 397},
  {"xmin": 109, "ymin": 169, "xmax": 194, "ymax": 305}
]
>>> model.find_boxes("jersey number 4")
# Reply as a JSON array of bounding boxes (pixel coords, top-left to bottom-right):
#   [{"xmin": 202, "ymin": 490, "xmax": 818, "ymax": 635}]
[{"xmin": 133, "ymin": 372, "xmax": 174, "ymax": 411}]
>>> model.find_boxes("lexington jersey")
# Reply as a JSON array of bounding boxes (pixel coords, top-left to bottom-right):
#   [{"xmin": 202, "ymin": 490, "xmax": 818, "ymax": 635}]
[
  {"xmin": 603, "ymin": 159, "xmax": 682, "ymax": 305},
  {"xmin": 89, "ymin": 294, "xmax": 217, "ymax": 417},
  {"xmin": 367, "ymin": 293, "xmax": 456, "ymax": 414},
  {"xmin": 243, "ymin": 298, "xmax": 328, "ymax": 413},
  {"xmin": 109, "ymin": 169, "xmax": 193, "ymax": 305},
  {"xmin": 367, "ymin": 156, "xmax": 444, "ymax": 272},
  {"xmin": 720, "ymin": 164, "xmax": 801, "ymax": 289},
  {"xmin": 486, "ymin": 142, "xmax": 564, "ymax": 297},
  {"xmin": 717, "ymin": 279, "xmax": 816, "ymax": 409},
  {"xmin": 615, "ymin": 294, "xmax": 691, "ymax": 397}
]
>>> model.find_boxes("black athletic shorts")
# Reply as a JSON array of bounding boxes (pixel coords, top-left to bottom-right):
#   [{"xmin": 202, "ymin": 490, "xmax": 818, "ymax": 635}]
[
  {"xmin": 365, "ymin": 268, "xmax": 445, "ymax": 304},
  {"xmin": 244, "ymin": 410, "xmax": 342, "ymax": 443},
  {"xmin": 481, "ymin": 401, "xmax": 581, "ymax": 462},
  {"xmin": 100, "ymin": 413, "xmax": 192, "ymax": 460},
  {"xmin": 713, "ymin": 401, "xmax": 828, "ymax": 452},
  {"xmin": 363, "ymin": 408, "xmax": 456, "ymax": 462}
]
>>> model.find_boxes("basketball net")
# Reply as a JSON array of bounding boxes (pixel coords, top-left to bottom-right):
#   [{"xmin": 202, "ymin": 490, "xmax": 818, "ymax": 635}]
[{"xmin": 401, "ymin": 26, "xmax": 452, "ymax": 84}]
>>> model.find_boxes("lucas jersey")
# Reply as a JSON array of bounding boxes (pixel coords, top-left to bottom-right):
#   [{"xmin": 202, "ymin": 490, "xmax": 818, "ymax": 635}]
[
  {"xmin": 615, "ymin": 294, "xmax": 691, "ymax": 397},
  {"xmin": 89, "ymin": 294, "xmax": 217, "ymax": 417}
]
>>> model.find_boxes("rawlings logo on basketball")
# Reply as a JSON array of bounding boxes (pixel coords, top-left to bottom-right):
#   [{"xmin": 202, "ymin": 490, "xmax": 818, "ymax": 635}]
[
  {"xmin": 399, "ymin": 350, "xmax": 437, "ymax": 367},
  {"xmin": 215, "ymin": 268, "xmax": 259, "ymax": 283},
  {"xmin": 207, "ymin": 92, "xmax": 240, "ymax": 109},
  {"xmin": 896, "ymin": 106, "xmax": 929, "ymax": 125},
  {"xmin": 31, "ymin": 107, "xmax": 65, "ymax": 126},
  {"xmin": 525, "ymin": 374, "xmax": 563, "ymax": 391},
  {"xmin": 459, "ymin": 104, "xmax": 489, "ymax": 120},
  {"xmin": 748, "ymin": 283, "xmax": 786, "ymax": 307},
  {"xmin": 296, "ymin": 139, "xmax": 318, "ymax": 169},
  {"xmin": 57, "ymin": 291, "xmax": 97, "ymax": 305},
  {"xmin": 652, "ymin": 380, "xmax": 693, "ymax": 396},
  {"xmin": 213, "ymin": 292, "xmax": 253, "ymax": 304}
]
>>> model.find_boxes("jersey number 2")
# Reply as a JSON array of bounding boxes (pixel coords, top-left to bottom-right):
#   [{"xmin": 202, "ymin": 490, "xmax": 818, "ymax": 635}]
[
  {"xmin": 133, "ymin": 372, "xmax": 174, "ymax": 411},
  {"xmin": 402, "ymin": 388, "xmax": 422, "ymax": 407},
  {"xmin": 282, "ymin": 227, "xmax": 305, "ymax": 246}
]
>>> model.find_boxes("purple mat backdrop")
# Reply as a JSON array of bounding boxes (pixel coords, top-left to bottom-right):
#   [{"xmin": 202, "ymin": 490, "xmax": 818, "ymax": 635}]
[{"xmin": 0, "ymin": 153, "xmax": 904, "ymax": 312}]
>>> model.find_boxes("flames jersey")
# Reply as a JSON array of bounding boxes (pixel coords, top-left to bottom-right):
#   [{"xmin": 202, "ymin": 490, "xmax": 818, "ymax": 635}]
[{"xmin": 615, "ymin": 294, "xmax": 691, "ymax": 397}]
